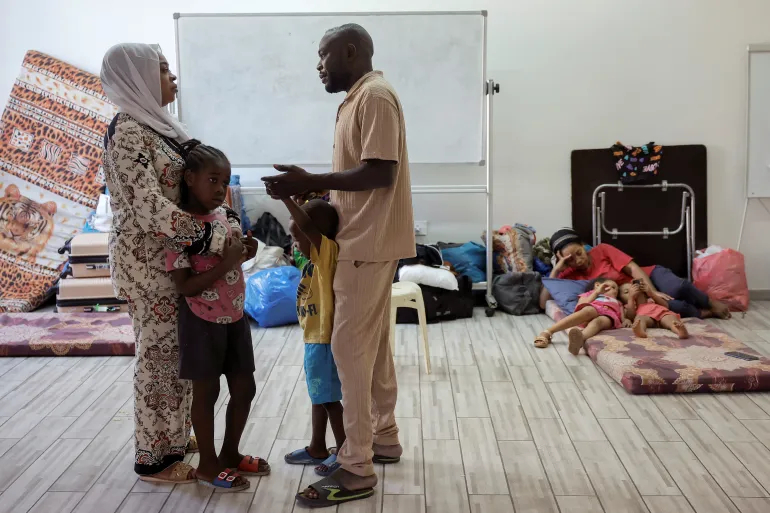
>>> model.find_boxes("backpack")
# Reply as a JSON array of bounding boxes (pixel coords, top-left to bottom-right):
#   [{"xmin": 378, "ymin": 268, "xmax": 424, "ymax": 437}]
[
  {"xmin": 492, "ymin": 272, "xmax": 542, "ymax": 315},
  {"xmin": 251, "ymin": 213, "xmax": 292, "ymax": 255}
]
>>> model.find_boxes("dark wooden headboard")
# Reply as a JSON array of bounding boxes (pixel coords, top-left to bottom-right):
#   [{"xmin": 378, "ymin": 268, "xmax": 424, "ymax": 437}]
[{"xmin": 571, "ymin": 144, "xmax": 707, "ymax": 278}]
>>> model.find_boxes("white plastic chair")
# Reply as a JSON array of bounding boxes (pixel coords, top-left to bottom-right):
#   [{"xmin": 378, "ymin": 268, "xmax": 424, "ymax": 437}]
[{"xmin": 390, "ymin": 281, "xmax": 431, "ymax": 374}]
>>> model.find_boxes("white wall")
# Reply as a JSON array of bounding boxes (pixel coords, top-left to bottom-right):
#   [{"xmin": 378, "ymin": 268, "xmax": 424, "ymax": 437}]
[{"xmin": 2, "ymin": 0, "xmax": 770, "ymax": 287}]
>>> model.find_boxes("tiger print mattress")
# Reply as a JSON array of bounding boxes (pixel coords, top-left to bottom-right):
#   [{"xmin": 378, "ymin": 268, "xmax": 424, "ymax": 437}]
[
  {"xmin": 0, "ymin": 51, "xmax": 116, "ymax": 312},
  {"xmin": 544, "ymin": 300, "xmax": 770, "ymax": 394}
]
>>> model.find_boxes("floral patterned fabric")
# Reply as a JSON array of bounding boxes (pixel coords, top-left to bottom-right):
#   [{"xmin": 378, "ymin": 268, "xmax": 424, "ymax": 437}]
[
  {"xmin": 545, "ymin": 300, "xmax": 770, "ymax": 394},
  {"xmin": 587, "ymin": 320, "xmax": 770, "ymax": 394},
  {"xmin": 0, "ymin": 312, "xmax": 134, "ymax": 356}
]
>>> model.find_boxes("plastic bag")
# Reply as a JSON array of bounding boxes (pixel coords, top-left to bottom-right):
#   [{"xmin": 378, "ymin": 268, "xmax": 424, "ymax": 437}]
[
  {"xmin": 244, "ymin": 266, "xmax": 301, "ymax": 327},
  {"xmin": 241, "ymin": 243, "xmax": 289, "ymax": 278},
  {"xmin": 692, "ymin": 248, "xmax": 749, "ymax": 312}
]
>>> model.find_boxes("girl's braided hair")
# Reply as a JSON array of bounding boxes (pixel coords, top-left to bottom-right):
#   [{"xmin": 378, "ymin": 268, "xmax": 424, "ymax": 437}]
[{"xmin": 178, "ymin": 139, "xmax": 229, "ymax": 205}]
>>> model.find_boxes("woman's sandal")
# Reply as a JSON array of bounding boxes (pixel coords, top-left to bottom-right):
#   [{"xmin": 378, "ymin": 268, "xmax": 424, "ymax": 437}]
[
  {"xmin": 197, "ymin": 468, "xmax": 250, "ymax": 492},
  {"xmin": 186, "ymin": 435, "xmax": 199, "ymax": 453},
  {"xmin": 534, "ymin": 331, "xmax": 552, "ymax": 348},
  {"xmin": 296, "ymin": 475, "xmax": 375, "ymax": 508},
  {"xmin": 237, "ymin": 455, "xmax": 270, "ymax": 476},
  {"xmin": 138, "ymin": 461, "xmax": 197, "ymax": 484}
]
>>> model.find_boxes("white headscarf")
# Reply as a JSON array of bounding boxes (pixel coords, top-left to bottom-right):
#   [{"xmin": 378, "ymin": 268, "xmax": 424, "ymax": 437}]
[{"xmin": 100, "ymin": 43, "xmax": 190, "ymax": 142}]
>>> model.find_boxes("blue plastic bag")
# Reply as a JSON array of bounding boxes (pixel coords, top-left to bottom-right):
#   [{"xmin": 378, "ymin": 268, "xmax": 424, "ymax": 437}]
[
  {"xmin": 442, "ymin": 242, "xmax": 487, "ymax": 283},
  {"xmin": 244, "ymin": 266, "xmax": 300, "ymax": 327}
]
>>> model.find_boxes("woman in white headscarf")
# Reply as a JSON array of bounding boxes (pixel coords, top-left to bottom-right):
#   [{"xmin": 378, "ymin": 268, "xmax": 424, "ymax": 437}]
[{"xmin": 101, "ymin": 43, "xmax": 238, "ymax": 483}]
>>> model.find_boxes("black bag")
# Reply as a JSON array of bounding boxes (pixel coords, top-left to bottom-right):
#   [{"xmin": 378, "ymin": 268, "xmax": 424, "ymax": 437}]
[
  {"xmin": 396, "ymin": 275, "xmax": 474, "ymax": 324},
  {"xmin": 492, "ymin": 272, "xmax": 542, "ymax": 315},
  {"xmin": 251, "ymin": 213, "xmax": 292, "ymax": 254},
  {"xmin": 399, "ymin": 244, "xmax": 442, "ymax": 267}
]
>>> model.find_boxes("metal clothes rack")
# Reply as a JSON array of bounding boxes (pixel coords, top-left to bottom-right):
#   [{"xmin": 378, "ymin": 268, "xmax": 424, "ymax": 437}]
[{"xmin": 592, "ymin": 181, "xmax": 696, "ymax": 280}]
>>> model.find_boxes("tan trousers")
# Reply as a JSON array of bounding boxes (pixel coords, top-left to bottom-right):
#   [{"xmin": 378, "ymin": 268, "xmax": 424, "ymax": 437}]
[{"xmin": 331, "ymin": 260, "xmax": 399, "ymax": 476}]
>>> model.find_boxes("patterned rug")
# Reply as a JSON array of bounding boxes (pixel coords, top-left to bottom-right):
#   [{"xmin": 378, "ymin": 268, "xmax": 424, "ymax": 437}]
[
  {"xmin": 0, "ymin": 312, "xmax": 134, "ymax": 356},
  {"xmin": 0, "ymin": 51, "xmax": 116, "ymax": 312}
]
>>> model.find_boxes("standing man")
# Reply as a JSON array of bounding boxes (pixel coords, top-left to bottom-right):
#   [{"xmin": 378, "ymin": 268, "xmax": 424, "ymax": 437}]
[{"xmin": 263, "ymin": 23, "xmax": 415, "ymax": 508}]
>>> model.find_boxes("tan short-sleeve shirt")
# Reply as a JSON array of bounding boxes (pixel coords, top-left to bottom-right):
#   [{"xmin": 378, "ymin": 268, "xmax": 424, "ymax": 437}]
[{"xmin": 330, "ymin": 71, "xmax": 416, "ymax": 262}]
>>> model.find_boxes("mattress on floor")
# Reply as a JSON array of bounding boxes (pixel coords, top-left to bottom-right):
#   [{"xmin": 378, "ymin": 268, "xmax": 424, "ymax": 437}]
[
  {"xmin": 0, "ymin": 312, "xmax": 134, "ymax": 356},
  {"xmin": 545, "ymin": 299, "xmax": 568, "ymax": 322},
  {"xmin": 544, "ymin": 300, "xmax": 770, "ymax": 394}
]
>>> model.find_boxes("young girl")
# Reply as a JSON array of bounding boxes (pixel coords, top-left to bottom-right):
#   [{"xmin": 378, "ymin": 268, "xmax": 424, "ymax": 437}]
[
  {"xmin": 620, "ymin": 281, "xmax": 689, "ymax": 339},
  {"xmin": 281, "ymin": 197, "xmax": 347, "ymax": 479},
  {"xmin": 535, "ymin": 278, "xmax": 630, "ymax": 355},
  {"xmin": 165, "ymin": 140, "xmax": 269, "ymax": 491}
]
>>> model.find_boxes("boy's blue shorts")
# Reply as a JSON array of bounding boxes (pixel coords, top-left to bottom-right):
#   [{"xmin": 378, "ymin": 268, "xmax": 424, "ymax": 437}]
[{"xmin": 304, "ymin": 343, "xmax": 342, "ymax": 405}]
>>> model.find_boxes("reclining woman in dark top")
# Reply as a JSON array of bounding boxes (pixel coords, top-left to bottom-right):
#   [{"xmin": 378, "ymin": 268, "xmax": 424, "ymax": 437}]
[{"xmin": 539, "ymin": 228, "xmax": 731, "ymax": 320}]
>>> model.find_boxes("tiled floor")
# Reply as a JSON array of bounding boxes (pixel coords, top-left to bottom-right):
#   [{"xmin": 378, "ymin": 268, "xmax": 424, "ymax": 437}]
[{"xmin": 1, "ymin": 305, "xmax": 770, "ymax": 513}]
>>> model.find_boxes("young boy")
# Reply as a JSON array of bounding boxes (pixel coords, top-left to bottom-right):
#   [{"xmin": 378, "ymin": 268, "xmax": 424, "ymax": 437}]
[{"xmin": 282, "ymin": 198, "xmax": 346, "ymax": 478}]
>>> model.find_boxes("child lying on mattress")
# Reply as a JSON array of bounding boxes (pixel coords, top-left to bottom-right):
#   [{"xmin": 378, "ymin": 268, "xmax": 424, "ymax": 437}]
[
  {"xmin": 535, "ymin": 278, "xmax": 630, "ymax": 355},
  {"xmin": 619, "ymin": 281, "xmax": 689, "ymax": 340}
]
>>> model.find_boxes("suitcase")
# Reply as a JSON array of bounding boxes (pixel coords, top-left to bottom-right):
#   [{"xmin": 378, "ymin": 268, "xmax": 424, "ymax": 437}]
[
  {"xmin": 56, "ymin": 276, "xmax": 126, "ymax": 313},
  {"xmin": 59, "ymin": 233, "xmax": 110, "ymax": 278}
]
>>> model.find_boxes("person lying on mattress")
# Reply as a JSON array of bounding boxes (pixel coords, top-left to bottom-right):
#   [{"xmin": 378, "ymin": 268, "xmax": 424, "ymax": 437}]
[
  {"xmin": 619, "ymin": 282, "xmax": 689, "ymax": 339},
  {"xmin": 535, "ymin": 278, "xmax": 629, "ymax": 354},
  {"xmin": 538, "ymin": 228, "xmax": 731, "ymax": 320}
]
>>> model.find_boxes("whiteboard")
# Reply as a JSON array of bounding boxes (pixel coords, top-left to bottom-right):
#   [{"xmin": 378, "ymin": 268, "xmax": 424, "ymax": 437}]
[
  {"xmin": 747, "ymin": 46, "xmax": 770, "ymax": 198},
  {"xmin": 175, "ymin": 12, "xmax": 486, "ymax": 166}
]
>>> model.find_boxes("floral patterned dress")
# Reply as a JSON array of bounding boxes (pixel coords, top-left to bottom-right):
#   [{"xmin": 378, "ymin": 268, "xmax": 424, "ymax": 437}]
[{"xmin": 103, "ymin": 112, "xmax": 239, "ymax": 475}]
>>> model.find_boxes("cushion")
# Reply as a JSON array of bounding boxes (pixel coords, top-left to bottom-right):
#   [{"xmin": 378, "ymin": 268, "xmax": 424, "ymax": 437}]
[
  {"xmin": 542, "ymin": 278, "xmax": 590, "ymax": 315},
  {"xmin": 586, "ymin": 319, "xmax": 770, "ymax": 394},
  {"xmin": 398, "ymin": 264, "xmax": 458, "ymax": 291},
  {"xmin": 442, "ymin": 242, "xmax": 486, "ymax": 283}
]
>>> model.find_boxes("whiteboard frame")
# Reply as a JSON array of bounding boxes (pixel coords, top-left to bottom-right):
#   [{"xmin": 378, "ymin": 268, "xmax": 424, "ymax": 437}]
[
  {"xmin": 738, "ymin": 44, "xmax": 770, "ymax": 250},
  {"xmin": 173, "ymin": 10, "xmax": 488, "ymax": 166}
]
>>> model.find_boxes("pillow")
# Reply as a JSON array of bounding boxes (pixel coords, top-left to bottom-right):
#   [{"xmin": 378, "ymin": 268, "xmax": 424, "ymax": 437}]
[
  {"xmin": 442, "ymin": 242, "xmax": 486, "ymax": 283},
  {"xmin": 542, "ymin": 278, "xmax": 591, "ymax": 315},
  {"xmin": 399, "ymin": 265, "xmax": 459, "ymax": 291}
]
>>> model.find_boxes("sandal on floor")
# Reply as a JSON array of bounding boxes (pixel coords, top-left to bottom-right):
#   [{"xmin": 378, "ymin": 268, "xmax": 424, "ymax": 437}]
[
  {"xmin": 284, "ymin": 447, "xmax": 328, "ymax": 465},
  {"xmin": 295, "ymin": 475, "xmax": 375, "ymax": 508},
  {"xmin": 534, "ymin": 331, "xmax": 552, "ymax": 348},
  {"xmin": 315, "ymin": 454, "xmax": 341, "ymax": 477},
  {"xmin": 237, "ymin": 455, "xmax": 270, "ymax": 476},
  {"xmin": 197, "ymin": 468, "xmax": 250, "ymax": 492},
  {"xmin": 138, "ymin": 461, "xmax": 197, "ymax": 484},
  {"xmin": 186, "ymin": 435, "xmax": 199, "ymax": 453},
  {"xmin": 372, "ymin": 453, "xmax": 400, "ymax": 464}
]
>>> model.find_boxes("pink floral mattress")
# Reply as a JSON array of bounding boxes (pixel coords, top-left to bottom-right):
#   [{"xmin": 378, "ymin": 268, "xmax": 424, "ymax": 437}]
[
  {"xmin": 544, "ymin": 301, "xmax": 770, "ymax": 394},
  {"xmin": 0, "ymin": 312, "xmax": 134, "ymax": 356}
]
